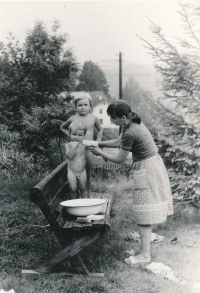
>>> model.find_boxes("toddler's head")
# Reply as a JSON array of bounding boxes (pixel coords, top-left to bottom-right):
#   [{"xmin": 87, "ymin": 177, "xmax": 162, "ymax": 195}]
[{"xmin": 69, "ymin": 121, "xmax": 87, "ymax": 142}]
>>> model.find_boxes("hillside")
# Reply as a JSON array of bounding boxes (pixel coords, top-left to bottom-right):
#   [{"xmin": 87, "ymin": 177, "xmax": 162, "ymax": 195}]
[{"xmin": 97, "ymin": 59, "xmax": 163, "ymax": 100}]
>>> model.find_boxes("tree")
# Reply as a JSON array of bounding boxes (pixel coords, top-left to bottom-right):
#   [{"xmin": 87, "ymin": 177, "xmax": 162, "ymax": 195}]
[
  {"xmin": 0, "ymin": 20, "xmax": 79, "ymax": 129},
  {"xmin": 122, "ymin": 76, "xmax": 161, "ymax": 130},
  {"xmin": 20, "ymin": 102, "xmax": 76, "ymax": 170},
  {"xmin": 138, "ymin": 2, "xmax": 200, "ymax": 204},
  {"xmin": 123, "ymin": 76, "xmax": 153, "ymax": 108},
  {"xmin": 123, "ymin": 77, "xmax": 140, "ymax": 108},
  {"xmin": 76, "ymin": 60, "xmax": 110, "ymax": 97}
]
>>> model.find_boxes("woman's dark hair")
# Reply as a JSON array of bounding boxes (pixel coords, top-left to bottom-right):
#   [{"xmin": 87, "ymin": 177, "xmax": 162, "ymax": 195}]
[{"xmin": 107, "ymin": 100, "xmax": 141, "ymax": 124}]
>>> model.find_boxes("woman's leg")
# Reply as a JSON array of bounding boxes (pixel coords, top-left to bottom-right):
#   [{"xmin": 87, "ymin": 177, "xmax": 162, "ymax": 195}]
[
  {"xmin": 124, "ymin": 225, "xmax": 151, "ymax": 265},
  {"xmin": 138, "ymin": 224, "xmax": 152, "ymax": 259},
  {"xmin": 124, "ymin": 224, "xmax": 152, "ymax": 264}
]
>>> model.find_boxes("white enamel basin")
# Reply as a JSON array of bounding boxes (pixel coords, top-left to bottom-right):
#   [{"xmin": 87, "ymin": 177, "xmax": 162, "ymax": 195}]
[{"xmin": 60, "ymin": 198, "xmax": 106, "ymax": 216}]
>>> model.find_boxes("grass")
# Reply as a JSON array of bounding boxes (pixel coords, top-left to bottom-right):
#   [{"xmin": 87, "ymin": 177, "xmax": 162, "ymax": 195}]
[{"xmin": 0, "ymin": 175, "xmax": 200, "ymax": 293}]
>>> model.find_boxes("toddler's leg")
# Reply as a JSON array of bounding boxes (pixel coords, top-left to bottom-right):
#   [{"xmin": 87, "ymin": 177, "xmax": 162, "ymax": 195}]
[
  {"xmin": 78, "ymin": 169, "xmax": 88, "ymax": 198},
  {"xmin": 67, "ymin": 168, "xmax": 78, "ymax": 199},
  {"xmin": 86, "ymin": 151, "xmax": 94, "ymax": 198}
]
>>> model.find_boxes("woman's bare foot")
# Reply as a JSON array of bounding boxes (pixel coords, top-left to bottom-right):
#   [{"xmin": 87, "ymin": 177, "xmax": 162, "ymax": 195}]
[{"xmin": 124, "ymin": 254, "xmax": 151, "ymax": 265}]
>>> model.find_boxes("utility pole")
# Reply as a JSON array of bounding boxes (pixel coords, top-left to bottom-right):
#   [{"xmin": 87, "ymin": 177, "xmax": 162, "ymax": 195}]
[
  {"xmin": 119, "ymin": 52, "xmax": 122, "ymax": 135},
  {"xmin": 119, "ymin": 52, "xmax": 122, "ymax": 100}
]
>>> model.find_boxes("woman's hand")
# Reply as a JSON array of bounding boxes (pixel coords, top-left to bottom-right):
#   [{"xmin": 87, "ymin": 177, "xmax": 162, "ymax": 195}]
[{"xmin": 89, "ymin": 146, "xmax": 103, "ymax": 156}]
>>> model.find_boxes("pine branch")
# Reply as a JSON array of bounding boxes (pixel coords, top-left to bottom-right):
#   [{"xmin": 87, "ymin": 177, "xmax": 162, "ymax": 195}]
[
  {"xmin": 145, "ymin": 16, "xmax": 180, "ymax": 55},
  {"xmin": 175, "ymin": 37, "xmax": 200, "ymax": 50},
  {"xmin": 177, "ymin": 2, "xmax": 200, "ymax": 48}
]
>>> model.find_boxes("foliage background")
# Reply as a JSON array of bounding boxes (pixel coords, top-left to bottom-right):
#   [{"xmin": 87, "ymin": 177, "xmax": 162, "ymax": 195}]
[
  {"xmin": 0, "ymin": 20, "xmax": 78, "ymax": 129},
  {"xmin": 1, "ymin": 2, "xmax": 200, "ymax": 205},
  {"xmin": 135, "ymin": 2, "xmax": 200, "ymax": 205}
]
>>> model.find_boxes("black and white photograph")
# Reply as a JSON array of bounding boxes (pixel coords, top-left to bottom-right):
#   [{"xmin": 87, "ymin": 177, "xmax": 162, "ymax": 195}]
[{"xmin": 0, "ymin": 0, "xmax": 200, "ymax": 292}]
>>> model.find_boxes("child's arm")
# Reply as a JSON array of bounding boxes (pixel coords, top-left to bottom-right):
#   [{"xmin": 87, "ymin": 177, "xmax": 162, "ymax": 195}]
[
  {"xmin": 65, "ymin": 141, "xmax": 79, "ymax": 159},
  {"xmin": 94, "ymin": 116, "xmax": 103, "ymax": 142},
  {"xmin": 60, "ymin": 117, "xmax": 73, "ymax": 137}
]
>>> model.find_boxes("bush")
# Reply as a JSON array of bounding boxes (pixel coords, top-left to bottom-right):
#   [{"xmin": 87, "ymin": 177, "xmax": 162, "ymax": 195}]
[{"xmin": 0, "ymin": 124, "xmax": 46, "ymax": 180}]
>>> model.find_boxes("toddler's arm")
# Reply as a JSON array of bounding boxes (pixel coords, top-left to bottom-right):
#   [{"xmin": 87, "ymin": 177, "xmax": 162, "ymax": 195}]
[
  {"xmin": 94, "ymin": 116, "xmax": 103, "ymax": 142},
  {"xmin": 65, "ymin": 141, "xmax": 79, "ymax": 159}
]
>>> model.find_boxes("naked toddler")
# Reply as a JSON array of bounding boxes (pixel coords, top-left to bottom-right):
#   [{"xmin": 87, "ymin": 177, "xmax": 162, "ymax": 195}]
[{"xmin": 65, "ymin": 121, "xmax": 89, "ymax": 199}]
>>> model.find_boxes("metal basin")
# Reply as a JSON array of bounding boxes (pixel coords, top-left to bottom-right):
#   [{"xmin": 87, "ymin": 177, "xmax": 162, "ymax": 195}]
[{"xmin": 60, "ymin": 198, "xmax": 106, "ymax": 216}]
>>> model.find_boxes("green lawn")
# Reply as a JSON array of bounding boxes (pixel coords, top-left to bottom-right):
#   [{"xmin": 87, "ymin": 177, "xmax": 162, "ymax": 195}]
[{"xmin": 0, "ymin": 176, "xmax": 200, "ymax": 293}]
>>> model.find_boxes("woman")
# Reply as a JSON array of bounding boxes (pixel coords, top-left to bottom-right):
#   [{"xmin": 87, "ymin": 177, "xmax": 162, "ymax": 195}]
[{"xmin": 90, "ymin": 100, "xmax": 173, "ymax": 265}]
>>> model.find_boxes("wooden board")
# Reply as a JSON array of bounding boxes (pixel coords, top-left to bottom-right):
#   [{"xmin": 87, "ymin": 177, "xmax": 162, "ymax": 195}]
[
  {"xmin": 54, "ymin": 209, "xmax": 66, "ymax": 228},
  {"xmin": 35, "ymin": 230, "xmax": 101, "ymax": 273},
  {"xmin": 30, "ymin": 160, "xmax": 68, "ymax": 203},
  {"xmin": 22, "ymin": 270, "xmax": 104, "ymax": 277},
  {"xmin": 70, "ymin": 254, "xmax": 90, "ymax": 275},
  {"xmin": 62, "ymin": 218, "xmax": 75, "ymax": 230},
  {"xmin": 48, "ymin": 182, "xmax": 69, "ymax": 214}
]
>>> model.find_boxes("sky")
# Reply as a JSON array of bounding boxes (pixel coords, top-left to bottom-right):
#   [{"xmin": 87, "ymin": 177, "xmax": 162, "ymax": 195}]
[{"xmin": 0, "ymin": 0, "xmax": 188, "ymax": 67}]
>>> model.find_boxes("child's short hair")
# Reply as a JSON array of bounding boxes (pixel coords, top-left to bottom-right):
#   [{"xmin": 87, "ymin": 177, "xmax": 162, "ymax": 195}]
[
  {"xmin": 74, "ymin": 93, "xmax": 92, "ymax": 107},
  {"xmin": 69, "ymin": 121, "xmax": 87, "ymax": 135}
]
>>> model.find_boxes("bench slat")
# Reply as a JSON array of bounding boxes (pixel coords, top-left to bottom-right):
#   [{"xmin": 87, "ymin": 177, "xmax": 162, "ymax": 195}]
[
  {"xmin": 93, "ymin": 220, "xmax": 104, "ymax": 228},
  {"xmin": 48, "ymin": 181, "xmax": 69, "ymax": 214},
  {"xmin": 73, "ymin": 221, "xmax": 84, "ymax": 231},
  {"xmin": 31, "ymin": 160, "xmax": 68, "ymax": 203},
  {"xmin": 54, "ymin": 209, "xmax": 66, "ymax": 228},
  {"xmin": 62, "ymin": 218, "xmax": 75, "ymax": 230},
  {"xmin": 73, "ymin": 220, "xmax": 93, "ymax": 231}
]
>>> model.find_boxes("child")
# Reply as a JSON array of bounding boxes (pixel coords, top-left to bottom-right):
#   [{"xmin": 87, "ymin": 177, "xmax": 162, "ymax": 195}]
[
  {"xmin": 60, "ymin": 94, "xmax": 103, "ymax": 197},
  {"xmin": 65, "ymin": 121, "xmax": 89, "ymax": 199}
]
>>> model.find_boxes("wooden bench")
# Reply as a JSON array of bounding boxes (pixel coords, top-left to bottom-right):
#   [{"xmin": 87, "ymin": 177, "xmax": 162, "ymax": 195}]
[{"xmin": 22, "ymin": 160, "xmax": 113, "ymax": 276}]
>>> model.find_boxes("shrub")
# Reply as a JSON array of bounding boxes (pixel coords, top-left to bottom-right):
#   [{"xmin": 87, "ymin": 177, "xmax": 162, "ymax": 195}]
[{"xmin": 0, "ymin": 124, "xmax": 44, "ymax": 179}]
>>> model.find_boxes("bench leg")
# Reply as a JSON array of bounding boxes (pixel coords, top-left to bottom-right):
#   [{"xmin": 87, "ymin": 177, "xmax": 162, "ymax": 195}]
[
  {"xmin": 70, "ymin": 254, "xmax": 89, "ymax": 275},
  {"xmin": 30, "ymin": 230, "xmax": 102, "ymax": 274}
]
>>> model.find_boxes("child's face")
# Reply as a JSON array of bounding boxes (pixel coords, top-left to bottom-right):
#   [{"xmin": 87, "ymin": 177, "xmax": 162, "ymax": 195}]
[
  {"xmin": 70, "ymin": 129, "xmax": 85, "ymax": 142},
  {"xmin": 76, "ymin": 98, "xmax": 91, "ymax": 115}
]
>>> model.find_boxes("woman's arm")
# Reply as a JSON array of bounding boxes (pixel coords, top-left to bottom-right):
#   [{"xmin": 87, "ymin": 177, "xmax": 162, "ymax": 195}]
[
  {"xmin": 90, "ymin": 146, "xmax": 129, "ymax": 164},
  {"xmin": 98, "ymin": 133, "xmax": 122, "ymax": 148}
]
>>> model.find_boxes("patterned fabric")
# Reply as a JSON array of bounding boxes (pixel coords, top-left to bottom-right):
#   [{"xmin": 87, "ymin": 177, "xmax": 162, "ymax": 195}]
[{"xmin": 130, "ymin": 154, "xmax": 173, "ymax": 225}]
